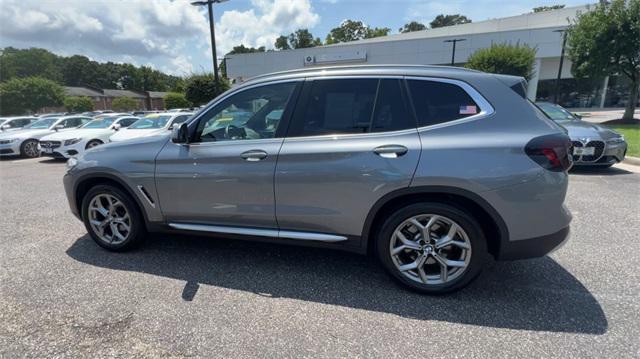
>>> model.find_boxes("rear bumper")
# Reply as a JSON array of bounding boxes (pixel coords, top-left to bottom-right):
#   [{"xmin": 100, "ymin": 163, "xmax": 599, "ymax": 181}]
[{"xmin": 497, "ymin": 226, "xmax": 570, "ymax": 260}]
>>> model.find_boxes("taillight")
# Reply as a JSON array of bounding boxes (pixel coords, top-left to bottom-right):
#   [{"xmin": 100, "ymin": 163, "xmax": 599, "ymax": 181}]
[{"xmin": 525, "ymin": 134, "xmax": 573, "ymax": 172}]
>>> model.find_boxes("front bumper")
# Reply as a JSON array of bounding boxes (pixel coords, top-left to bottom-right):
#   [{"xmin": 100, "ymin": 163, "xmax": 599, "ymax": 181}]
[
  {"xmin": 40, "ymin": 142, "xmax": 84, "ymax": 159},
  {"xmin": 63, "ymin": 172, "xmax": 81, "ymax": 220},
  {"xmin": 0, "ymin": 141, "xmax": 22, "ymax": 156},
  {"xmin": 572, "ymin": 140, "xmax": 627, "ymax": 166},
  {"xmin": 497, "ymin": 226, "xmax": 570, "ymax": 260}
]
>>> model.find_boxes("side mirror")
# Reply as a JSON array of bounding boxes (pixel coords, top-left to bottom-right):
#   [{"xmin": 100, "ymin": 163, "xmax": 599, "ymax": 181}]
[
  {"xmin": 54, "ymin": 124, "xmax": 64, "ymax": 131},
  {"xmin": 112, "ymin": 123, "xmax": 121, "ymax": 131},
  {"xmin": 573, "ymin": 113, "xmax": 582, "ymax": 120},
  {"xmin": 0, "ymin": 124, "xmax": 10, "ymax": 130},
  {"xmin": 171, "ymin": 122, "xmax": 189, "ymax": 144}
]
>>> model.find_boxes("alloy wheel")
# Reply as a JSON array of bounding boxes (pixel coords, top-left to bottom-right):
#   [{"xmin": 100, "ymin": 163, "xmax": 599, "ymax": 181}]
[
  {"xmin": 389, "ymin": 214, "xmax": 472, "ymax": 285},
  {"xmin": 23, "ymin": 141, "xmax": 39, "ymax": 158},
  {"xmin": 88, "ymin": 194, "xmax": 132, "ymax": 245}
]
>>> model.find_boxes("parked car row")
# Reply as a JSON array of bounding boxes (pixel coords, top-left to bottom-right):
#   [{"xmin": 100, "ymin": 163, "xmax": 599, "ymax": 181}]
[{"xmin": 0, "ymin": 112, "xmax": 193, "ymax": 159}]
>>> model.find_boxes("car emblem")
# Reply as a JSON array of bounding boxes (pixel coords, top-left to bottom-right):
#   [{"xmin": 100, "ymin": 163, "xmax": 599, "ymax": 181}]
[{"xmin": 580, "ymin": 137, "xmax": 589, "ymax": 143}]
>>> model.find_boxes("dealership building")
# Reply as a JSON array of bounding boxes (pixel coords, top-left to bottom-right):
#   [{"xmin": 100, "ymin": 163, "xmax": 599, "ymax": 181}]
[{"xmin": 226, "ymin": 4, "xmax": 635, "ymax": 109}]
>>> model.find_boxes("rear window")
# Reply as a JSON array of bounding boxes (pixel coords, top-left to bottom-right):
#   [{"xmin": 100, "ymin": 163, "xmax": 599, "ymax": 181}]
[{"xmin": 407, "ymin": 80, "xmax": 479, "ymax": 127}]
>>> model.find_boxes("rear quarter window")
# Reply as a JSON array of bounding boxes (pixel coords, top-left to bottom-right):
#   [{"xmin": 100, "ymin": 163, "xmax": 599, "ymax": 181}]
[{"xmin": 407, "ymin": 80, "xmax": 480, "ymax": 127}]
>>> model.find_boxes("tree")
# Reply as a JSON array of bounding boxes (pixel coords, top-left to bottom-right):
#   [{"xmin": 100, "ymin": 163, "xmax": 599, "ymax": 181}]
[
  {"xmin": 227, "ymin": 45, "xmax": 266, "ymax": 55},
  {"xmin": 63, "ymin": 96, "xmax": 94, "ymax": 113},
  {"xmin": 185, "ymin": 73, "xmax": 230, "ymax": 106},
  {"xmin": 567, "ymin": 0, "xmax": 640, "ymax": 122},
  {"xmin": 0, "ymin": 77, "xmax": 65, "ymax": 115},
  {"xmin": 399, "ymin": 21, "xmax": 427, "ymax": 33},
  {"xmin": 365, "ymin": 27, "xmax": 391, "ymax": 39},
  {"xmin": 0, "ymin": 47, "xmax": 63, "ymax": 83},
  {"xmin": 275, "ymin": 35, "xmax": 291, "ymax": 50},
  {"xmin": 164, "ymin": 92, "xmax": 191, "ymax": 109},
  {"xmin": 533, "ymin": 5, "xmax": 565, "ymax": 12},
  {"xmin": 430, "ymin": 14, "xmax": 472, "ymax": 28},
  {"xmin": 325, "ymin": 20, "xmax": 369, "ymax": 44},
  {"xmin": 289, "ymin": 29, "xmax": 318, "ymax": 49},
  {"xmin": 465, "ymin": 43, "xmax": 537, "ymax": 80},
  {"xmin": 111, "ymin": 97, "xmax": 139, "ymax": 111}
]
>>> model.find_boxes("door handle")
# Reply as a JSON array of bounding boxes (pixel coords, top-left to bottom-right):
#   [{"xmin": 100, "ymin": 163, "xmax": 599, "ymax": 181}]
[
  {"xmin": 240, "ymin": 149, "xmax": 268, "ymax": 161},
  {"xmin": 373, "ymin": 145, "xmax": 408, "ymax": 159}
]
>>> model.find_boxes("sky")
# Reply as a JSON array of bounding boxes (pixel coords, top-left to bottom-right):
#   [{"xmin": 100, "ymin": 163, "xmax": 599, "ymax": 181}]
[{"xmin": 0, "ymin": 0, "xmax": 591, "ymax": 77}]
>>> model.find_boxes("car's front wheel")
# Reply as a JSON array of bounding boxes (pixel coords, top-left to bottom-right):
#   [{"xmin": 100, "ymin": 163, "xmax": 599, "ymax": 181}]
[
  {"xmin": 20, "ymin": 139, "xmax": 40, "ymax": 158},
  {"xmin": 81, "ymin": 185, "xmax": 146, "ymax": 251},
  {"xmin": 85, "ymin": 140, "xmax": 103, "ymax": 149},
  {"xmin": 376, "ymin": 203, "xmax": 487, "ymax": 294}
]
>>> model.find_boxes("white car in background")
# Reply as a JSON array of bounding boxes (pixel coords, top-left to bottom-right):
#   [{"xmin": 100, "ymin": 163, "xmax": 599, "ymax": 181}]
[
  {"xmin": 0, "ymin": 116, "xmax": 92, "ymax": 158},
  {"xmin": 0, "ymin": 117, "xmax": 38, "ymax": 132},
  {"xmin": 109, "ymin": 112, "xmax": 192, "ymax": 142},
  {"xmin": 39, "ymin": 115, "xmax": 139, "ymax": 159}
]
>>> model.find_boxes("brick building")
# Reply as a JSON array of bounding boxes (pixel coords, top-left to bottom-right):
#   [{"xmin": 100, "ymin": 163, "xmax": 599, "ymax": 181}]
[{"xmin": 42, "ymin": 87, "xmax": 169, "ymax": 113}]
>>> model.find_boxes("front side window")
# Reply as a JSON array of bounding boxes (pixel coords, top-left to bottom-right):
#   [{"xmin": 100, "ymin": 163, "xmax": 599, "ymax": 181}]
[
  {"xmin": 407, "ymin": 80, "xmax": 480, "ymax": 127},
  {"xmin": 27, "ymin": 118, "xmax": 57, "ymax": 129},
  {"xmin": 117, "ymin": 118, "xmax": 139, "ymax": 127},
  {"xmin": 169, "ymin": 115, "xmax": 191, "ymax": 128},
  {"xmin": 195, "ymin": 82, "xmax": 297, "ymax": 142}
]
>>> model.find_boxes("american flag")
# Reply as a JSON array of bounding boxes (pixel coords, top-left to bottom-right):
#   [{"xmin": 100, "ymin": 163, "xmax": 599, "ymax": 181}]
[{"xmin": 459, "ymin": 105, "xmax": 478, "ymax": 115}]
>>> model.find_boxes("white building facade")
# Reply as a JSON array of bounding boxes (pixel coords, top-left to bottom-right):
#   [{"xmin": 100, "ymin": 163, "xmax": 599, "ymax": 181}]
[{"xmin": 226, "ymin": 4, "xmax": 634, "ymax": 109}]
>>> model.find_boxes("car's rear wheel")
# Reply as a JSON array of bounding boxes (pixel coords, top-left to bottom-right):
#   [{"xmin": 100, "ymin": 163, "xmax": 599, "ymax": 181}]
[
  {"xmin": 20, "ymin": 139, "xmax": 40, "ymax": 158},
  {"xmin": 85, "ymin": 140, "xmax": 103, "ymax": 149},
  {"xmin": 376, "ymin": 203, "xmax": 487, "ymax": 294},
  {"xmin": 81, "ymin": 185, "xmax": 146, "ymax": 251}
]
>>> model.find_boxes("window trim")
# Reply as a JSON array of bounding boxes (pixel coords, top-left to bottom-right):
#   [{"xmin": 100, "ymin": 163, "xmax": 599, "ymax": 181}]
[
  {"xmin": 186, "ymin": 79, "xmax": 303, "ymax": 145},
  {"xmin": 404, "ymin": 76, "xmax": 495, "ymax": 132}
]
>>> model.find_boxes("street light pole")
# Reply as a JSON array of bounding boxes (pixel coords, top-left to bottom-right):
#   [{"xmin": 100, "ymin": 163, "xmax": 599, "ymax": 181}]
[
  {"xmin": 191, "ymin": 0, "xmax": 228, "ymax": 86},
  {"xmin": 553, "ymin": 29, "xmax": 567, "ymax": 104},
  {"xmin": 444, "ymin": 38, "xmax": 466, "ymax": 66}
]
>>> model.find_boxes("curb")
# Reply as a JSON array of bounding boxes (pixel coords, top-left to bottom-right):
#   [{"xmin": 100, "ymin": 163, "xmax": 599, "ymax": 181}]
[{"xmin": 623, "ymin": 156, "xmax": 640, "ymax": 167}]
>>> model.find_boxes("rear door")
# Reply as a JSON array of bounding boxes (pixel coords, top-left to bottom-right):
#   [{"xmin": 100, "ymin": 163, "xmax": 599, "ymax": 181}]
[{"xmin": 274, "ymin": 77, "xmax": 421, "ymax": 240}]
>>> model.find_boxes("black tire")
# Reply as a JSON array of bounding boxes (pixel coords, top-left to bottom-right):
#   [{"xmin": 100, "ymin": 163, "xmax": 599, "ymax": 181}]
[
  {"xmin": 85, "ymin": 140, "xmax": 103, "ymax": 149},
  {"xmin": 376, "ymin": 202, "xmax": 487, "ymax": 294},
  {"xmin": 20, "ymin": 139, "xmax": 40, "ymax": 158},
  {"xmin": 81, "ymin": 184, "xmax": 146, "ymax": 251}
]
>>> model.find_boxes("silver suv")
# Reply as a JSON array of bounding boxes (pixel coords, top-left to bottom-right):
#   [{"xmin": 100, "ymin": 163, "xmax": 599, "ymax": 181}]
[{"xmin": 64, "ymin": 65, "xmax": 573, "ymax": 294}]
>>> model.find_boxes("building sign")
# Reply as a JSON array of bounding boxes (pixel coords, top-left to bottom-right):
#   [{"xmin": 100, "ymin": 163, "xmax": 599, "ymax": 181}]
[{"xmin": 304, "ymin": 50, "xmax": 367, "ymax": 66}]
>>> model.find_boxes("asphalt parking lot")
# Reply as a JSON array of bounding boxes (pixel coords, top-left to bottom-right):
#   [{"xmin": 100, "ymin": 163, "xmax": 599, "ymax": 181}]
[{"xmin": 1, "ymin": 157, "xmax": 639, "ymax": 358}]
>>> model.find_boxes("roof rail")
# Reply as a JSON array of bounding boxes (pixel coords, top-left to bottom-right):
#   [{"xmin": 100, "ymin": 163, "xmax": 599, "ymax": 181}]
[{"xmin": 241, "ymin": 64, "xmax": 481, "ymax": 84}]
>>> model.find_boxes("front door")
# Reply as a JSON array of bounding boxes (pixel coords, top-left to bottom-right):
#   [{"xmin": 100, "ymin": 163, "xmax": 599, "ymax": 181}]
[
  {"xmin": 275, "ymin": 78, "xmax": 421, "ymax": 239},
  {"xmin": 155, "ymin": 81, "xmax": 300, "ymax": 229}
]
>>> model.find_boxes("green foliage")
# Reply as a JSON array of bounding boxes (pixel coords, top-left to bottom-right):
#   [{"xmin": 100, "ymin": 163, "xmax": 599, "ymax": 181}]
[
  {"xmin": 275, "ymin": 35, "xmax": 291, "ymax": 50},
  {"xmin": 365, "ymin": 27, "xmax": 391, "ymax": 39},
  {"xmin": 430, "ymin": 14, "xmax": 472, "ymax": 28},
  {"xmin": 164, "ymin": 92, "xmax": 191, "ymax": 109},
  {"xmin": 185, "ymin": 73, "xmax": 230, "ymax": 106},
  {"xmin": 227, "ymin": 45, "xmax": 266, "ymax": 55},
  {"xmin": 0, "ymin": 77, "xmax": 65, "ymax": 115},
  {"xmin": 533, "ymin": 5, "xmax": 565, "ymax": 12},
  {"xmin": 0, "ymin": 47, "xmax": 62, "ymax": 83},
  {"xmin": 0, "ymin": 47, "xmax": 180, "ymax": 92},
  {"xmin": 465, "ymin": 43, "xmax": 537, "ymax": 80},
  {"xmin": 399, "ymin": 21, "xmax": 427, "ymax": 33},
  {"xmin": 111, "ymin": 97, "xmax": 139, "ymax": 111},
  {"xmin": 289, "ymin": 29, "xmax": 318, "ymax": 49},
  {"xmin": 63, "ymin": 96, "xmax": 94, "ymax": 113},
  {"xmin": 325, "ymin": 20, "xmax": 390, "ymax": 44},
  {"xmin": 567, "ymin": 0, "xmax": 640, "ymax": 121}
]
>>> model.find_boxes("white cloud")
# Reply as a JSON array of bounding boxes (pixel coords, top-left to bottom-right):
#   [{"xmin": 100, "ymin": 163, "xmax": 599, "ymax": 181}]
[
  {"xmin": 0, "ymin": 0, "xmax": 210, "ymax": 74},
  {"xmin": 215, "ymin": 0, "xmax": 320, "ymax": 55}
]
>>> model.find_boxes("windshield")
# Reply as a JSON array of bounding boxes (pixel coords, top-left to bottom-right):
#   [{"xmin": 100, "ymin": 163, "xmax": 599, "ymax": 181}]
[
  {"xmin": 536, "ymin": 102, "xmax": 578, "ymax": 122},
  {"xmin": 82, "ymin": 118, "xmax": 116, "ymax": 129},
  {"xmin": 128, "ymin": 115, "xmax": 172, "ymax": 129},
  {"xmin": 25, "ymin": 118, "xmax": 57, "ymax": 129}
]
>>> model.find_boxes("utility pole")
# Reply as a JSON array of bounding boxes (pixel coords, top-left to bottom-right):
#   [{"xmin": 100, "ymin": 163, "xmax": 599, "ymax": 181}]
[
  {"xmin": 444, "ymin": 38, "xmax": 466, "ymax": 66},
  {"xmin": 191, "ymin": 0, "xmax": 229, "ymax": 86},
  {"xmin": 553, "ymin": 29, "xmax": 567, "ymax": 104}
]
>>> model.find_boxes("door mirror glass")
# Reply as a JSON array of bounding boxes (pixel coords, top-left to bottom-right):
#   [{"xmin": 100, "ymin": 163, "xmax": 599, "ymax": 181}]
[{"xmin": 171, "ymin": 122, "xmax": 189, "ymax": 144}]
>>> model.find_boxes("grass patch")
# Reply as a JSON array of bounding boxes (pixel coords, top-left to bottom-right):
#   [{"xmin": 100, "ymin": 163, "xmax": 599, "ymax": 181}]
[{"xmin": 607, "ymin": 125, "xmax": 640, "ymax": 157}]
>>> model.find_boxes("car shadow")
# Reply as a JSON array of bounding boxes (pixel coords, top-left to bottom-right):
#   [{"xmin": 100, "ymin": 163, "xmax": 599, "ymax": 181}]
[
  {"xmin": 66, "ymin": 234, "xmax": 608, "ymax": 335},
  {"xmin": 570, "ymin": 165, "xmax": 633, "ymax": 176},
  {"xmin": 37, "ymin": 158, "xmax": 67, "ymax": 164}
]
